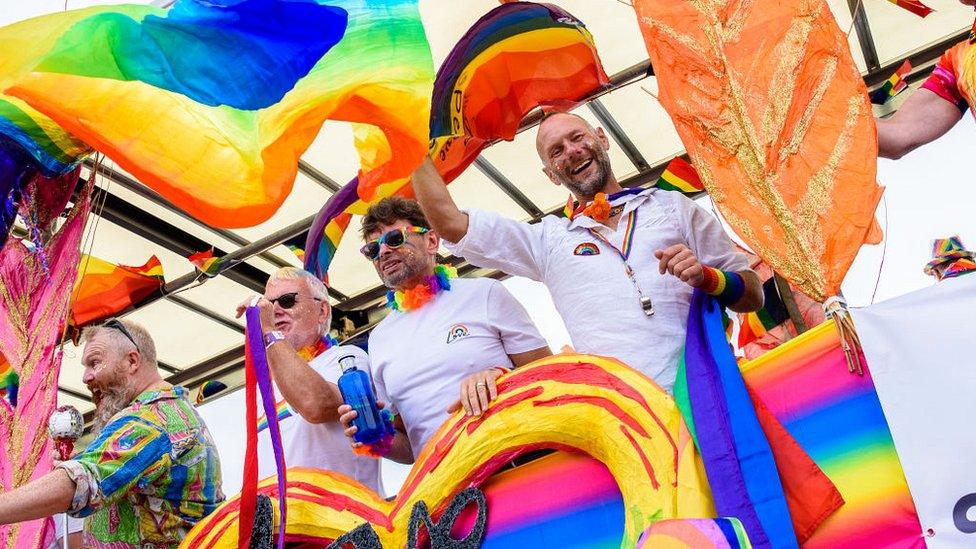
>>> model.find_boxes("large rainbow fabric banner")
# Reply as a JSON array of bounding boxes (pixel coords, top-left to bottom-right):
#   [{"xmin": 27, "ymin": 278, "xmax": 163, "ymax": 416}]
[
  {"xmin": 303, "ymin": 1, "xmax": 609, "ymax": 279},
  {"xmin": 741, "ymin": 322, "xmax": 924, "ymax": 548},
  {"xmin": 451, "ymin": 451, "xmax": 750, "ymax": 548},
  {"xmin": 0, "ymin": 0, "xmax": 433, "ymax": 228}
]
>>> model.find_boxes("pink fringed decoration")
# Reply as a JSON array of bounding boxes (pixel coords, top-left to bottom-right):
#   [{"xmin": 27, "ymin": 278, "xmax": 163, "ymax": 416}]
[{"xmin": 0, "ymin": 179, "xmax": 90, "ymax": 548}]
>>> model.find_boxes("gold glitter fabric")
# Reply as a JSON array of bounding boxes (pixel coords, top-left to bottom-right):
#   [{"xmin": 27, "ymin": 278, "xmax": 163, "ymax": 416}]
[
  {"xmin": 0, "ymin": 180, "xmax": 92, "ymax": 547},
  {"xmin": 633, "ymin": 0, "xmax": 884, "ymax": 301}
]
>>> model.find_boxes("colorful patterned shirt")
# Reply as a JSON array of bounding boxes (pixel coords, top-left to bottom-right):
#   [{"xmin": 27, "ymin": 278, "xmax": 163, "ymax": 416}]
[
  {"xmin": 922, "ymin": 39, "xmax": 975, "ymax": 115},
  {"xmin": 57, "ymin": 386, "xmax": 224, "ymax": 548}
]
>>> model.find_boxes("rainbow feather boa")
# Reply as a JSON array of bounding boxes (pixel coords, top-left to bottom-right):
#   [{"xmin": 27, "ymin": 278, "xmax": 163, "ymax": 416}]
[{"xmin": 386, "ymin": 264, "xmax": 456, "ymax": 313}]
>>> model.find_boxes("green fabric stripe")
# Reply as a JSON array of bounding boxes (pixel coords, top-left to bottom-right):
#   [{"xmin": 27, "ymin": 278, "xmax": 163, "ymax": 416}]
[
  {"xmin": 755, "ymin": 307, "xmax": 779, "ymax": 330},
  {"xmin": 673, "ymin": 352, "xmax": 699, "ymax": 450}
]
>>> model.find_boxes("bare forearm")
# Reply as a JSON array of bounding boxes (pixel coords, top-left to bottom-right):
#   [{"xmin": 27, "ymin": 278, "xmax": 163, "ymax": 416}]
[
  {"xmin": 509, "ymin": 347, "xmax": 552, "ymax": 368},
  {"xmin": 411, "ymin": 157, "xmax": 469, "ymax": 242},
  {"xmin": 0, "ymin": 469, "xmax": 74, "ymax": 524},
  {"xmin": 267, "ymin": 344, "xmax": 343, "ymax": 423},
  {"xmin": 728, "ymin": 270, "xmax": 763, "ymax": 313},
  {"xmin": 877, "ymin": 88, "xmax": 962, "ymax": 159},
  {"xmin": 384, "ymin": 431, "xmax": 415, "ymax": 465}
]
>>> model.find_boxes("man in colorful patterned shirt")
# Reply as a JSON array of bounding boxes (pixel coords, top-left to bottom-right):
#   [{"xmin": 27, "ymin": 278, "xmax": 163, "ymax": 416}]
[
  {"xmin": 878, "ymin": 0, "xmax": 976, "ymax": 158},
  {"xmin": 0, "ymin": 319, "xmax": 223, "ymax": 547}
]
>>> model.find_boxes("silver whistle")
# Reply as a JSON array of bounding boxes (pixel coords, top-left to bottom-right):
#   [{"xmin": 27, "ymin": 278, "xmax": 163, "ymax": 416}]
[{"xmin": 640, "ymin": 296, "xmax": 654, "ymax": 316}]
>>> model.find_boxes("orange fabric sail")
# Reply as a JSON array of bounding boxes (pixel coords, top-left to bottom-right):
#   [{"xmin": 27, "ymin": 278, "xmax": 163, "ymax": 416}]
[{"xmin": 633, "ymin": 0, "xmax": 883, "ymax": 301}]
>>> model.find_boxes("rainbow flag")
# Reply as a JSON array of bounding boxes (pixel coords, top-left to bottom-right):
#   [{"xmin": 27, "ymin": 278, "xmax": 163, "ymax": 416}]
[
  {"xmin": 741, "ymin": 322, "xmax": 924, "ymax": 548},
  {"xmin": 69, "ymin": 255, "xmax": 164, "ymax": 328},
  {"xmin": 1, "ymin": 0, "xmax": 433, "ymax": 229},
  {"xmin": 886, "ymin": 0, "xmax": 933, "ymax": 17},
  {"xmin": 303, "ymin": 1, "xmax": 608, "ymax": 280},
  {"xmin": 737, "ymin": 278, "xmax": 791, "ymax": 347},
  {"xmin": 676, "ymin": 291, "xmax": 805, "ymax": 548},
  {"xmin": 0, "ymin": 353, "xmax": 16, "ymax": 407},
  {"xmin": 189, "ymin": 248, "xmax": 221, "ymax": 276},
  {"xmin": 870, "ymin": 60, "xmax": 912, "ymax": 105},
  {"xmin": 656, "ymin": 156, "xmax": 705, "ymax": 194}
]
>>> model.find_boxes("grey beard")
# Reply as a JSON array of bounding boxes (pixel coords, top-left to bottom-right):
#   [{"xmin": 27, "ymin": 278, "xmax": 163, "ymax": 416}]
[
  {"xmin": 92, "ymin": 385, "xmax": 133, "ymax": 434},
  {"xmin": 556, "ymin": 154, "xmax": 611, "ymax": 199}
]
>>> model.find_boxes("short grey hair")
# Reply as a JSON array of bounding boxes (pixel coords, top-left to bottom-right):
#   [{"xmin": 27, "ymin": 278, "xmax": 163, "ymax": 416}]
[
  {"xmin": 268, "ymin": 267, "xmax": 332, "ymax": 333},
  {"xmin": 81, "ymin": 318, "xmax": 158, "ymax": 369}
]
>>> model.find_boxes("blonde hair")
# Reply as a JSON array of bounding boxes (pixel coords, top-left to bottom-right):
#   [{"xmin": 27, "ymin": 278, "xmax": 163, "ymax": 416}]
[{"xmin": 81, "ymin": 318, "xmax": 158, "ymax": 369}]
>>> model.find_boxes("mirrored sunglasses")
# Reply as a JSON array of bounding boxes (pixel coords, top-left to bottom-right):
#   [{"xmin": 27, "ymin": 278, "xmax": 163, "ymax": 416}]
[{"xmin": 360, "ymin": 226, "xmax": 429, "ymax": 261}]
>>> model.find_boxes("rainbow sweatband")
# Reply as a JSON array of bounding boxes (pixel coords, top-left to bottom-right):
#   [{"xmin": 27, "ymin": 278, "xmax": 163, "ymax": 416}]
[{"xmin": 701, "ymin": 266, "xmax": 745, "ymax": 305}]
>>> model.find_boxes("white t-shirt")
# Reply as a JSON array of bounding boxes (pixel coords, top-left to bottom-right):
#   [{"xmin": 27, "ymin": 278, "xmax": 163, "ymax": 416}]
[
  {"xmin": 368, "ymin": 277, "xmax": 547, "ymax": 458},
  {"xmin": 444, "ymin": 188, "xmax": 751, "ymax": 393},
  {"xmin": 257, "ymin": 344, "xmax": 383, "ymax": 494},
  {"xmin": 48, "ymin": 514, "xmax": 84, "ymax": 548}
]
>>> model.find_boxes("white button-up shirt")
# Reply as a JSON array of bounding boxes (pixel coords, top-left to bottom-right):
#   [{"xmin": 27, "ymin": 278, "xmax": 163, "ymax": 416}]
[{"xmin": 444, "ymin": 188, "xmax": 750, "ymax": 393}]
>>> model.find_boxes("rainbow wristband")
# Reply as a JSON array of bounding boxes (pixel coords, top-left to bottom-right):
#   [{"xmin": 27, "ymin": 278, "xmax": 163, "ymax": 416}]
[{"xmin": 701, "ymin": 266, "xmax": 745, "ymax": 305}]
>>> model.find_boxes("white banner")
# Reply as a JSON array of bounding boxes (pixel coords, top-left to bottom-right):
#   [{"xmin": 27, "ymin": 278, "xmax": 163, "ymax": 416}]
[{"xmin": 853, "ymin": 275, "xmax": 976, "ymax": 548}]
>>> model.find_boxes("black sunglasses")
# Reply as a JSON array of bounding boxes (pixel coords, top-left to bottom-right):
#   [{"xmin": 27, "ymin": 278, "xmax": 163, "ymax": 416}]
[
  {"xmin": 269, "ymin": 292, "xmax": 322, "ymax": 310},
  {"xmin": 360, "ymin": 226, "xmax": 429, "ymax": 261},
  {"xmin": 103, "ymin": 319, "xmax": 139, "ymax": 352}
]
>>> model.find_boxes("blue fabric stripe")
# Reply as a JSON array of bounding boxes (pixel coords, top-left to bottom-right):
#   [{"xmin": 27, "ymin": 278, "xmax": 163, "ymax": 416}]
[
  {"xmin": 702, "ymin": 295, "xmax": 797, "ymax": 549},
  {"xmin": 98, "ymin": 422, "xmax": 171, "ymax": 499},
  {"xmin": 38, "ymin": 0, "xmax": 348, "ymax": 110},
  {"xmin": 165, "ymin": 464, "xmax": 188, "ymax": 503}
]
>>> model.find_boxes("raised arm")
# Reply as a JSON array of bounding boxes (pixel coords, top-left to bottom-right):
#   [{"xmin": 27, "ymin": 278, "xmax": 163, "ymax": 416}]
[
  {"xmin": 411, "ymin": 157, "xmax": 469, "ymax": 242},
  {"xmin": 877, "ymin": 88, "xmax": 964, "ymax": 159}
]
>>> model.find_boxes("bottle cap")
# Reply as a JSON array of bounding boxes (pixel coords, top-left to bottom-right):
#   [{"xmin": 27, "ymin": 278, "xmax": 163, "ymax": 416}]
[{"xmin": 338, "ymin": 355, "xmax": 358, "ymax": 373}]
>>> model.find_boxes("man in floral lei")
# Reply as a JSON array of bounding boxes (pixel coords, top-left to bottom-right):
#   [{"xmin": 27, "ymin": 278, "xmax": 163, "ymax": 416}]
[
  {"xmin": 235, "ymin": 267, "xmax": 383, "ymax": 493},
  {"xmin": 340, "ymin": 197, "xmax": 551, "ymax": 463}
]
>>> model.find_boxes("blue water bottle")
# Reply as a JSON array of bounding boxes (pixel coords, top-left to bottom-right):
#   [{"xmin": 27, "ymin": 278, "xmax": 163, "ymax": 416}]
[{"xmin": 337, "ymin": 355, "xmax": 386, "ymax": 445}]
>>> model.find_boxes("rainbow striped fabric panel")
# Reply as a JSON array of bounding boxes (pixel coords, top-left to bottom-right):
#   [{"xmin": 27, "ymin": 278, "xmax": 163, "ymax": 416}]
[
  {"xmin": 0, "ymin": 0, "xmax": 432, "ymax": 228},
  {"xmin": 637, "ymin": 518, "xmax": 751, "ymax": 548},
  {"xmin": 303, "ymin": 1, "xmax": 608, "ymax": 280},
  {"xmin": 741, "ymin": 322, "xmax": 924, "ymax": 548},
  {"xmin": 257, "ymin": 399, "xmax": 293, "ymax": 433},
  {"xmin": 452, "ymin": 452, "xmax": 624, "ymax": 548}
]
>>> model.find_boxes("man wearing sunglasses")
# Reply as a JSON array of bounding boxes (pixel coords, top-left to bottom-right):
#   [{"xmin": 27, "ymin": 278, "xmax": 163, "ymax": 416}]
[
  {"xmin": 411, "ymin": 112, "xmax": 763, "ymax": 395},
  {"xmin": 234, "ymin": 267, "xmax": 383, "ymax": 493},
  {"xmin": 0, "ymin": 319, "xmax": 224, "ymax": 546},
  {"xmin": 339, "ymin": 197, "xmax": 551, "ymax": 463}
]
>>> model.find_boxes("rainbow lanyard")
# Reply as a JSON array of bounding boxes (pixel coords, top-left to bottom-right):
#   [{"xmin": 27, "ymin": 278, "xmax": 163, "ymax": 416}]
[{"xmin": 585, "ymin": 209, "xmax": 654, "ymax": 316}]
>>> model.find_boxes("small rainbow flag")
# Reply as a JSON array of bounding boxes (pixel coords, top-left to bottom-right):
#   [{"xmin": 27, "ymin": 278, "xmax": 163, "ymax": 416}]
[
  {"xmin": 737, "ymin": 278, "xmax": 791, "ymax": 347},
  {"xmin": 0, "ymin": 353, "xmax": 17, "ymax": 407},
  {"xmin": 886, "ymin": 0, "xmax": 933, "ymax": 17},
  {"xmin": 656, "ymin": 157, "xmax": 705, "ymax": 195},
  {"xmin": 870, "ymin": 60, "xmax": 912, "ymax": 105},
  {"xmin": 189, "ymin": 248, "xmax": 221, "ymax": 276},
  {"xmin": 283, "ymin": 233, "xmax": 307, "ymax": 264},
  {"xmin": 70, "ymin": 255, "xmax": 164, "ymax": 329}
]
